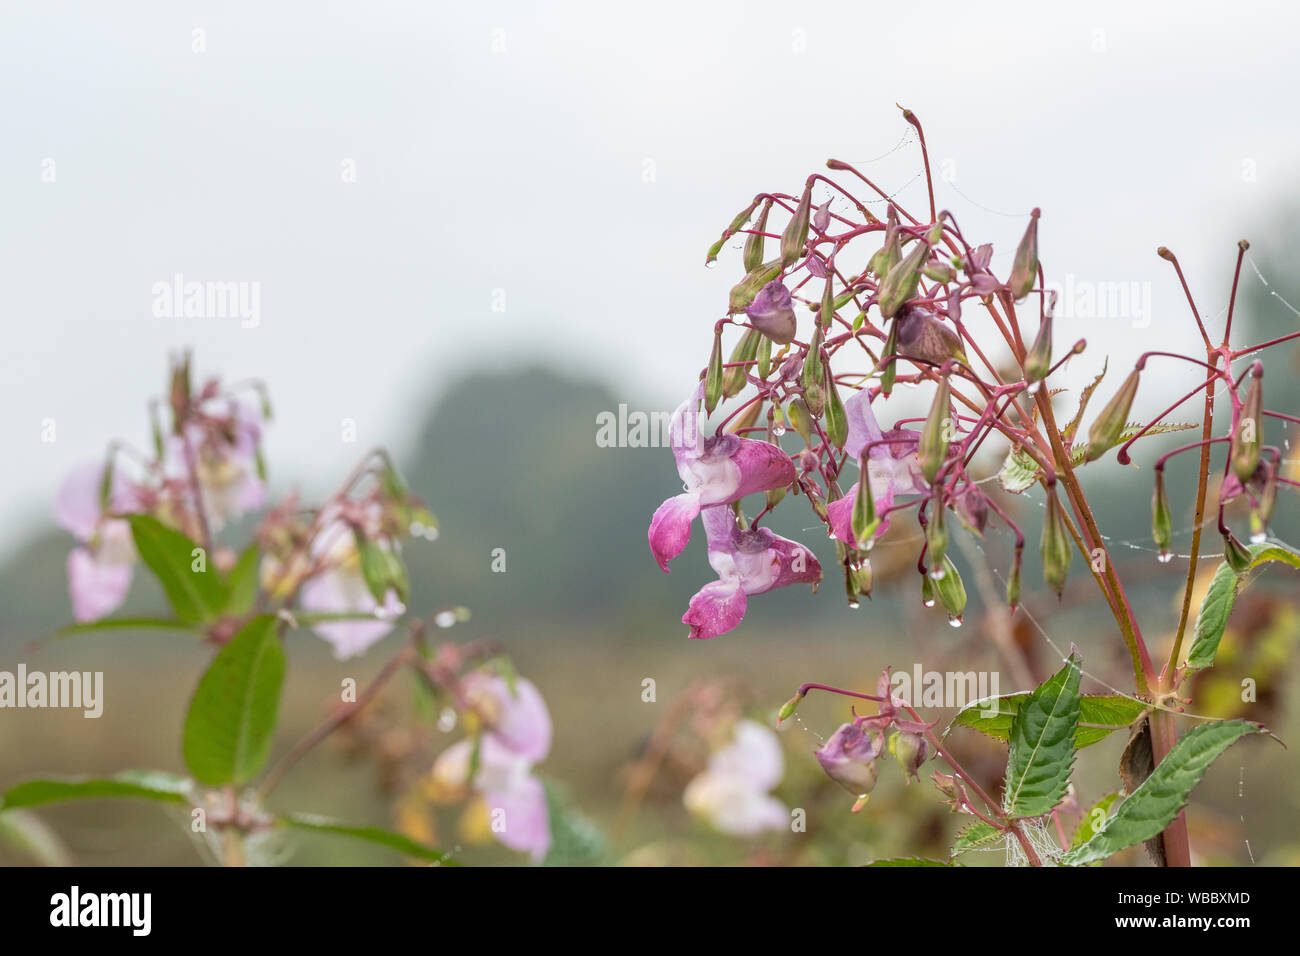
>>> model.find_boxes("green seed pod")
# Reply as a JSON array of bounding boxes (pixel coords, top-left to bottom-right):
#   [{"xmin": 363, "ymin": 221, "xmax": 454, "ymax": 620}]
[
  {"xmin": 879, "ymin": 320, "xmax": 899, "ymax": 397},
  {"xmin": 1024, "ymin": 312, "xmax": 1053, "ymax": 383},
  {"xmin": 852, "ymin": 458, "xmax": 879, "ymax": 548},
  {"xmin": 819, "ymin": 273, "xmax": 835, "ymax": 330},
  {"xmin": 777, "ymin": 694, "xmax": 803, "ymax": 723},
  {"xmin": 919, "ymin": 376, "xmax": 952, "ymax": 485},
  {"xmin": 743, "ymin": 199, "xmax": 772, "ymax": 273},
  {"xmin": 786, "ymin": 397, "xmax": 813, "ymax": 442},
  {"xmin": 781, "ymin": 185, "xmax": 812, "ymax": 267},
  {"xmin": 1151, "ymin": 470, "xmax": 1172, "ymax": 557},
  {"xmin": 876, "ymin": 237, "xmax": 928, "ymax": 319},
  {"xmin": 1086, "ymin": 369, "xmax": 1140, "ymax": 462},
  {"xmin": 926, "ymin": 505, "xmax": 948, "ymax": 574},
  {"xmin": 722, "ymin": 328, "xmax": 762, "ymax": 398},
  {"xmin": 1041, "ymin": 489, "xmax": 1072, "ymax": 596},
  {"xmin": 824, "ymin": 364, "xmax": 848, "ymax": 449},
  {"xmin": 706, "ymin": 198, "xmax": 762, "ymax": 266},
  {"xmin": 704, "ymin": 330, "xmax": 724, "ymax": 415},
  {"xmin": 933, "ymin": 556, "xmax": 966, "ymax": 620},
  {"xmin": 756, "ymin": 332, "xmax": 773, "ymax": 380},
  {"xmin": 1231, "ymin": 370, "xmax": 1263, "ymax": 482},
  {"xmin": 868, "ymin": 206, "xmax": 901, "ymax": 277},
  {"xmin": 727, "ymin": 257, "xmax": 783, "ymax": 314},
  {"xmin": 801, "ymin": 329, "xmax": 826, "ymax": 417},
  {"xmin": 1223, "ymin": 532, "xmax": 1252, "ymax": 574},
  {"xmin": 1008, "ymin": 208, "xmax": 1040, "ymax": 300},
  {"xmin": 1006, "ymin": 546, "xmax": 1023, "ymax": 610},
  {"xmin": 855, "ymin": 559, "xmax": 873, "ymax": 598}
]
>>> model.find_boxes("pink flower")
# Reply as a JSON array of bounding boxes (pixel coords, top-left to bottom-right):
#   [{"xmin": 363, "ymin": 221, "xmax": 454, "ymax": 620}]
[
  {"xmin": 462, "ymin": 674, "xmax": 552, "ymax": 764},
  {"xmin": 682, "ymin": 506, "xmax": 821, "ymax": 640},
  {"xmin": 55, "ymin": 463, "xmax": 140, "ymax": 622},
  {"xmin": 826, "ymin": 390, "xmax": 926, "ymax": 545},
  {"xmin": 684, "ymin": 719, "xmax": 788, "ymax": 836},
  {"xmin": 649, "ymin": 390, "xmax": 795, "ymax": 573},
  {"xmin": 814, "ymin": 721, "xmax": 884, "ymax": 796},
  {"xmin": 166, "ymin": 401, "xmax": 266, "ymax": 531},
  {"xmin": 297, "ymin": 511, "xmax": 403, "ymax": 659}
]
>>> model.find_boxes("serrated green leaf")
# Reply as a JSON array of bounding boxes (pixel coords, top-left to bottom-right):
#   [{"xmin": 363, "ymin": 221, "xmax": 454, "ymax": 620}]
[
  {"xmin": 280, "ymin": 813, "xmax": 456, "ymax": 865},
  {"xmin": 951, "ymin": 820, "xmax": 1003, "ymax": 856},
  {"xmin": 1188, "ymin": 542, "xmax": 1300, "ymax": 670},
  {"xmin": 1, "ymin": 770, "xmax": 190, "ymax": 810},
  {"xmin": 1071, "ymin": 792, "xmax": 1122, "ymax": 849},
  {"xmin": 1062, "ymin": 360, "xmax": 1108, "ymax": 442},
  {"xmin": 127, "ymin": 514, "xmax": 227, "ymax": 623},
  {"xmin": 997, "ymin": 422, "xmax": 1196, "ymax": 493},
  {"xmin": 1004, "ymin": 655, "xmax": 1081, "ymax": 818},
  {"xmin": 182, "ymin": 615, "xmax": 285, "ymax": 786},
  {"xmin": 1064, "ymin": 720, "xmax": 1263, "ymax": 865},
  {"xmin": 948, "ymin": 693, "xmax": 1145, "ymax": 749}
]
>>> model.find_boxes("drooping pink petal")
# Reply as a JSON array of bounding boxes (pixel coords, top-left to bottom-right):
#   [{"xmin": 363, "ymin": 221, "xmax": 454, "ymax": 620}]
[
  {"xmin": 726, "ymin": 437, "xmax": 796, "ymax": 500},
  {"xmin": 55, "ymin": 463, "xmax": 110, "ymax": 541},
  {"xmin": 827, "ymin": 480, "xmax": 894, "ymax": 546},
  {"xmin": 707, "ymin": 719, "xmax": 785, "ymax": 792},
  {"xmin": 66, "ymin": 547, "xmax": 133, "ymax": 623},
  {"xmin": 464, "ymin": 673, "xmax": 552, "ymax": 764},
  {"xmin": 683, "ymin": 578, "xmax": 748, "ymax": 640},
  {"xmin": 648, "ymin": 492, "xmax": 702, "ymax": 572}
]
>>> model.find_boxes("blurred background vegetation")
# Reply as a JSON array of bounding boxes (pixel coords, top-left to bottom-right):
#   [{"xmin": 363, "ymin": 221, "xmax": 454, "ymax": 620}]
[{"xmin": 3, "ymin": 230, "xmax": 1300, "ymax": 867}]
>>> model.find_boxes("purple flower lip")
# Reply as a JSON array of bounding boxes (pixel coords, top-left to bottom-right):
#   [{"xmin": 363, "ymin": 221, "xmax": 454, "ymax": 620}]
[{"xmin": 744, "ymin": 280, "xmax": 798, "ymax": 345}]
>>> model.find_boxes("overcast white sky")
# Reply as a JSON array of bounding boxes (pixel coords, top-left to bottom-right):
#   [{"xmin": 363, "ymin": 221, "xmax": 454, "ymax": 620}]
[{"xmin": 2, "ymin": 0, "xmax": 1298, "ymax": 556}]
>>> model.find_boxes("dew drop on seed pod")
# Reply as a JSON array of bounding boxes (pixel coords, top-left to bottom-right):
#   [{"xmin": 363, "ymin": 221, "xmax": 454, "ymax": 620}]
[
  {"xmin": 929, "ymin": 566, "xmax": 946, "ymax": 581},
  {"xmin": 1251, "ymin": 531, "xmax": 1267, "ymax": 544},
  {"xmin": 848, "ymin": 600, "xmax": 860, "ymax": 610},
  {"xmin": 922, "ymin": 598, "xmax": 936, "ymax": 608},
  {"xmin": 773, "ymin": 424, "xmax": 787, "ymax": 437},
  {"xmin": 435, "ymin": 610, "xmax": 457, "ymax": 628},
  {"xmin": 948, "ymin": 615, "xmax": 963, "ymax": 628},
  {"xmin": 1157, "ymin": 550, "xmax": 1173, "ymax": 564}
]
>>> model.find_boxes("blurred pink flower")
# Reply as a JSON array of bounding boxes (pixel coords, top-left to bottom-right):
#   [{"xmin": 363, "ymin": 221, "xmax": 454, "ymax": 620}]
[
  {"xmin": 55, "ymin": 463, "xmax": 140, "ymax": 622},
  {"xmin": 684, "ymin": 719, "xmax": 787, "ymax": 836}
]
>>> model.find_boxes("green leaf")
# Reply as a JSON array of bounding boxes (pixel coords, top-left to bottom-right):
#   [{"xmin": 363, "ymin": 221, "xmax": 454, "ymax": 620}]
[
  {"xmin": 222, "ymin": 544, "xmax": 260, "ymax": 616},
  {"xmin": 541, "ymin": 779, "xmax": 606, "ymax": 867},
  {"xmin": 280, "ymin": 814, "xmax": 456, "ymax": 865},
  {"xmin": 864, "ymin": 857, "xmax": 956, "ymax": 867},
  {"xmin": 948, "ymin": 693, "xmax": 1145, "ymax": 749},
  {"xmin": 1062, "ymin": 360, "xmax": 1108, "ymax": 442},
  {"xmin": 951, "ymin": 821, "xmax": 1003, "ymax": 856},
  {"xmin": 182, "ymin": 615, "xmax": 285, "ymax": 786},
  {"xmin": 0, "ymin": 770, "xmax": 190, "ymax": 810},
  {"xmin": 127, "ymin": 514, "xmax": 227, "ymax": 623},
  {"xmin": 1004, "ymin": 654, "xmax": 1081, "ymax": 818},
  {"xmin": 997, "ymin": 422, "xmax": 1195, "ymax": 493},
  {"xmin": 1064, "ymin": 720, "xmax": 1263, "ymax": 866},
  {"xmin": 1071, "ymin": 792, "xmax": 1122, "ymax": 849},
  {"xmin": 1188, "ymin": 542, "xmax": 1300, "ymax": 671}
]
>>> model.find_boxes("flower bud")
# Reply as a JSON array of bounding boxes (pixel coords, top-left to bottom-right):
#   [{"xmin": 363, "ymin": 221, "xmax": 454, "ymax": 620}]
[
  {"xmin": 704, "ymin": 329, "xmax": 724, "ymax": 415},
  {"xmin": 1041, "ymin": 489, "xmax": 1072, "ymax": 596},
  {"xmin": 889, "ymin": 731, "xmax": 929, "ymax": 783},
  {"xmin": 1009, "ymin": 208, "xmax": 1040, "ymax": 300},
  {"xmin": 819, "ymin": 273, "xmax": 835, "ymax": 329},
  {"xmin": 813, "ymin": 199, "xmax": 831, "ymax": 233},
  {"xmin": 756, "ymin": 333, "xmax": 773, "ymax": 380},
  {"xmin": 933, "ymin": 555, "xmax": 966, "ymax": 622},
  {"xmin": 852, "ymin": 458, "xmax": 879, "ymax": 548},
  {"xmin": 801, "ymin": 329, "xmax": 826, "ymax": 417},
  {"xmin": 777, "ymin": 693, "xmax": 803, "ymax": 724},
  {"xmin": 897, "ymin": 305, "xmax": 966, "ymax": 367},
  {"xmin": 706, "ymin": 198, "xmax": 761, "ymax": 265},
  {"xmin": 786, "ymin": 396, "xmax": 813, "ymax": 442},
  {"xmin": 922, "ymin": 257, "xmax": 956, "ymax": 284},
  {"xmin": 876, "ymin": 237, "xmax": 928, "ymax": 319},
  {"xmin": 722, "ymin": 328, "xmax": 762, "ymax": 398},
  {"xmin": 728, "ymin": 258, "xmax": 783, "ymax": 314},
  {"xmin": 781, "ymin": 184, "xmax": 812, "ymax": 267},
  {"xmin": 931, "ymin": 771, "xmax": 969, "ymax": 812},
  {"xmin": 1086, "ymin": 368, "xmax": 1140, "ymax": 462},
  {"xmin": 1151, "ymin": 470, "xmax": 1172, "ymax": 559},
  {"xmin": 1024, "ymin": 313, "xmax": 1053, "ymax": 383},
  {"xmin": 919, "ymin": 376, "xmax": 952, "ymax": 484},
  {"xmin": 1223, "ymin": 532, "xmax": 1252, "ymax": 574},
  {"xmin": 743, "ymin": 199, "xmax": 772, "ymax": 273},
  {"xmin": 953, "ymin": 482, "xmax": 989, "ymax": 536},
  {"xmin": 743, "ymin": 279, "xmax": 798, "ymax": 345},
  {"xmin": 814, "ymin": 722, "xmax": 882, "ymax": 799},
  {"xmin": 1231, "ymin": 368, "xmax": 1263, "ymax": 482},
  {"xmin": 1252, "ymin": 461, "xmax": 1277, "ymax": 540}
]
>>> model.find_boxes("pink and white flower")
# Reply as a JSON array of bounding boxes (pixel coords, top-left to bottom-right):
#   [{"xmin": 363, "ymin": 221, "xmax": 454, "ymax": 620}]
[
  {"xmin": 827, "ymin": 389, "xmax": 926, "ymax": 546},
  {"xmin": 684, "ymin": 719, "xmax": 788, "ymax": 836},
  {"xmin": 55, "ymin": 463, "xmax": 141, "ymax": 622}
]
